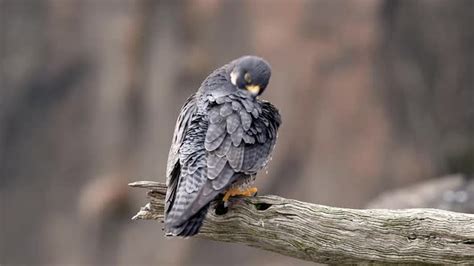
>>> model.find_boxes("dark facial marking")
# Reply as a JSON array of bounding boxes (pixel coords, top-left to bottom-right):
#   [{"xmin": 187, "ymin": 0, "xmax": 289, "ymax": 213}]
[{"xmin": 232, "ymin": 56, "xmax": 271, "ymax": 95}]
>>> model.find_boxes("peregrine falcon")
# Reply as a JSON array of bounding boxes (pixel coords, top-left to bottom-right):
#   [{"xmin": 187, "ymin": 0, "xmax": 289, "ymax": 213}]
[{"xmin": 164, "ymin": 56, "xmax": 281, "ymax": 237}]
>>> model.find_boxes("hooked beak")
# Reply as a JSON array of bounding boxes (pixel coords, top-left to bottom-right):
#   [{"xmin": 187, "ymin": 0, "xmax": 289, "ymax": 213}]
[{"xmin": 246, "ymin": 85, "xmax": 260, "ymax": 96}]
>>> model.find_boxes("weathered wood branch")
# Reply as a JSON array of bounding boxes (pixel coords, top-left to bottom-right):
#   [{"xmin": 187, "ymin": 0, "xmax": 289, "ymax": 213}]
[{"xmin": 130, "ymin": 181, "xmax": 474, "ymax": 264}]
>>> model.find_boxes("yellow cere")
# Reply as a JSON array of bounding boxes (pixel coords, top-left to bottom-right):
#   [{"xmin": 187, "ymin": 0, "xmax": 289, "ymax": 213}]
[{"xmin": 246, "ymin": 85, "xmax": 260, "ymax": 95}]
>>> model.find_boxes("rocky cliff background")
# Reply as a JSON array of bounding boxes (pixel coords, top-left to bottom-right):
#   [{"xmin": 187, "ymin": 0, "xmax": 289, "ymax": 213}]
[{"xmin": 1, "ymin": 0, "xmax": 473, "ymax": 265}]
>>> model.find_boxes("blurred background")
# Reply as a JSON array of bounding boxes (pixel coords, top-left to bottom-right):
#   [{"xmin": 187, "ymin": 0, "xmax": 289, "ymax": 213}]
[{"xmin": 1, "ymin": 0, "xmax": 473, "ymax": 265}]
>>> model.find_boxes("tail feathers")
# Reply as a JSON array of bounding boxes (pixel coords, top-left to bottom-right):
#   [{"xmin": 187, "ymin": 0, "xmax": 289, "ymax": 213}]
[{"xmin": 165, "ymin": 204, "xmax": 210, "ymax": 237}]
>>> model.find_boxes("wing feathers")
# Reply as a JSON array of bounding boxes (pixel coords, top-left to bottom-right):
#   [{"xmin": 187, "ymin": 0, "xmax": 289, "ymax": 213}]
[
  {"xmin": 226, "ymin": 113, "xmax": 240, "ymax": 134},
  {"xmin": 165, "ymin": 94, "xmax": 281, "ymax": 235},
  {"xmin": 211, "ymin": 164, "xmax": 237, "ymax": 190},
  {"xmin": 226, "ymin": 145, "xmax": 244, "ymax": 170}
]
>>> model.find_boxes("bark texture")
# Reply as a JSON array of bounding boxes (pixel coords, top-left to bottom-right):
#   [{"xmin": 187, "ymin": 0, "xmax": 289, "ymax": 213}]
[{"xmin": 130, "ymin": 181, "xmax": 474, "ymax": 264}]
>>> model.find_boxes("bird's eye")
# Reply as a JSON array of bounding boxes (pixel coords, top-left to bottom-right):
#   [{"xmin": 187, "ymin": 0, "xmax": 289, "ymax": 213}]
[{"xmin": 244, "ymin": 72, "xmax": 252, "ymax": 84}]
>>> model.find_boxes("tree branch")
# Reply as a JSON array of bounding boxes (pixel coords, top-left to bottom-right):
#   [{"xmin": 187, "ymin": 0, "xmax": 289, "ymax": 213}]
[{"xmin": 129, "ymin": 181, "xmax": 474, "ymax": 264}]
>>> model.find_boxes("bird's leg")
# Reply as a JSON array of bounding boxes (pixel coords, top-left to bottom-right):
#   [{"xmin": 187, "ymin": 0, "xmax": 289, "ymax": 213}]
[
  {"xmin": 222, "ymin": 186, "xmax": 258, "ymax": 202},
  {"xmin": 222, "ymin": 187, "xmax": 240, "ymax": 202},
  {"xmin": 242, "ymin": 187, "xmax": 258, "ymax": 196}
]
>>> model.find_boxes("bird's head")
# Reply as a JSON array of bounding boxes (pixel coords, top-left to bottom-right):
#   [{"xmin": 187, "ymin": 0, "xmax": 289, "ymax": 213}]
[{"xmin": 229, "ymin": 56, "xmax": 271, "ymax": 97}]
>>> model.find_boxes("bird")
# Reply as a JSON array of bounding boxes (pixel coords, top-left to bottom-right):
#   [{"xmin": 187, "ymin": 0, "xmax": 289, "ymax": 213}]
[{"xmin": 164, "ymin": 55, "xmax": 281, "ymax": 237}]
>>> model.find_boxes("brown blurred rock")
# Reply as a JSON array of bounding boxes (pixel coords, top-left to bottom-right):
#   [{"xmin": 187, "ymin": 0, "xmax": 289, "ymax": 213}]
[
  {"xmin": 367, "ymin": 174, "xmax": 474, "ymax": 214},
  {"xmin": 1, "ymin": 0, "xmax": 473, "ymax": 265}
]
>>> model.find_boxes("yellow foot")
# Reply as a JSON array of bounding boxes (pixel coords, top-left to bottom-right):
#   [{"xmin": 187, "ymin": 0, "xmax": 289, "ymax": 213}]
[
  {"xmin": 244, "ymin": 187, "xmax": 258, "ymax": 197},
  {"xmin": 223, "ymin": 187, "xmax": 258, "ymax": 202}
]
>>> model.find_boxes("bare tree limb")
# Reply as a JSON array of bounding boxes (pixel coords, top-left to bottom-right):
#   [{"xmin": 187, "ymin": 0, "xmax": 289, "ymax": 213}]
[{"xmin": 130, "ymin": 181, "xmax": 474, "ymax": 264}]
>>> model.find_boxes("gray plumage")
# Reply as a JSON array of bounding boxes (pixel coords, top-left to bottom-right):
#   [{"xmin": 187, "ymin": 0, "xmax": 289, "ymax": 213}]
[{"xmin": 164, "ymin": 56, "xmax": 281, "ymax": 237}]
